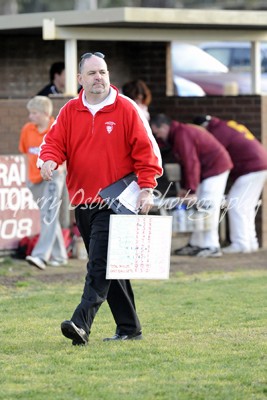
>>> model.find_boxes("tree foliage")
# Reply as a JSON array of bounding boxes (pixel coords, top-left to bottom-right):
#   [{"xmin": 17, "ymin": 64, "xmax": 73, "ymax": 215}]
[{"xmin": 0, "ymin": 0, "xmax": 266, "ymax": 15}]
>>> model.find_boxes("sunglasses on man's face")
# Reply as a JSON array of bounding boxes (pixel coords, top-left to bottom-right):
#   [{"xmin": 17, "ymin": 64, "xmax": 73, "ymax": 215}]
[{"xmin": 80, "ymin": 52, "xmax": 105, "ymax": 60}]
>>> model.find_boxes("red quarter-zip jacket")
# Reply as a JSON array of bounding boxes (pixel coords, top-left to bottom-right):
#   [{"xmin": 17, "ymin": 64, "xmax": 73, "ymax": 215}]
[{"xmin": 38, "ymin": 86, "xmax": 162, "ymax": 205}]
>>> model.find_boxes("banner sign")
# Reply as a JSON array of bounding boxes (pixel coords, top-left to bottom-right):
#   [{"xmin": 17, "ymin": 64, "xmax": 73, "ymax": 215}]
[{"xmin": 0, "ymin": 155, "xmax": 40, "ymax": 250}]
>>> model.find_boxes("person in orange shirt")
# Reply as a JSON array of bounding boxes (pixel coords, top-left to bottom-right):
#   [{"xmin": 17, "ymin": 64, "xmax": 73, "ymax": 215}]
[{"xmin": 19, "ymin": 96, "xmax": 68, "ymax": 270}]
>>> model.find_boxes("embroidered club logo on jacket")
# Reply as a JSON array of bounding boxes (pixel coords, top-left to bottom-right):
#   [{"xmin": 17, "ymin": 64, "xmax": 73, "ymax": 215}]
[{"xmin": 105, "ymin": 121, "xmax": 116, "ymax": 134}]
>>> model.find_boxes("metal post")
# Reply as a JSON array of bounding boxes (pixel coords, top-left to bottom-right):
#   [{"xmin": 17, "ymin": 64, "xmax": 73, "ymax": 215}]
[
  {"xmin": 65, "ymin": 39, "xmax": 78, "ymax": 96},
  {"xmin": 251, "ymin": 41, "xmax": 261, "ymax": 94}
]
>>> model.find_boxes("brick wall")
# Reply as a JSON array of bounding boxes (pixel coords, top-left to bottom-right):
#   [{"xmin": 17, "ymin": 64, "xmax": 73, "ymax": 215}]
[
  {"xmin": 0, "ymin": 98, "xmax": 70, "ymax": 154},
  {"xmin": 1, "ymin": 95, "xmax": 262, "ymax": 157},
  {"xmin": 157, "ymin": 95, "xmax": 262, "ymax": 140},
  {"xmin": 0, "ymin": 35, "xmax": 134, "ymax": 98}
]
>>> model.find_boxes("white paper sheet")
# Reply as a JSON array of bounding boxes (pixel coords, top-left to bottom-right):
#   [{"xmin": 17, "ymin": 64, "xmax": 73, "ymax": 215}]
[
  {"xmin": 106, "ymin": 215, "xmax": 172, "ymax": 279},
  {"xmin": 116, "ymin": 181, "xmax": 141, "ymax": 213}
]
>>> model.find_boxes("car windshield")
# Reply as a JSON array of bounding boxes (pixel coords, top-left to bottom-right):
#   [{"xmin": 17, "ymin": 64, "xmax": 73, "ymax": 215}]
[
  {"xmin": 205, "ymin": 47, "xmax": 250, "ymax": 68},
  {"xmin": 205, "ymin": 48, "xmax": 231, "ymax": 67},
  {"xmin": 201, "ymin": 42, "xmax": 267, "ymax": 72}
]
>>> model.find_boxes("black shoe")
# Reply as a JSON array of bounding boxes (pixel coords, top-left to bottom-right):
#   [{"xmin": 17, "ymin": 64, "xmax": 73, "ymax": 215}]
[
  {"xmin": 61, "ymin": 320, "xmax": 88, "ymax": 346},
  {"xmin": 174, "ymin": 244, "xmax": 201, "ymax": 256},
  {"xmin": 103, "ymin": 332, "xmax": 143, "ymax": 341}
]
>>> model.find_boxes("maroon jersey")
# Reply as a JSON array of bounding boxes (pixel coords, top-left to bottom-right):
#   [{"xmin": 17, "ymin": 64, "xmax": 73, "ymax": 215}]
[
  {"xmin": 168, "ymin": 121, "xmax": 233, "ymax": 193},
  {"xmin": 206, "ymin": 117, "xmax": 267, "ymax": 181}
]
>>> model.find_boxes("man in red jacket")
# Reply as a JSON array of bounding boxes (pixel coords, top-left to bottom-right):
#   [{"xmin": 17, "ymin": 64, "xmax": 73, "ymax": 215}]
[
  {"xmin": 194, "ymin": 115, "xmax": 267, "ymax": 253},
  {"xmin": 150, "ymin": 114, "xmax": 233, "ymax": 258},
  {"xmin": 38, "ymin": 52, "xmax": 162, "ymax": 346}
]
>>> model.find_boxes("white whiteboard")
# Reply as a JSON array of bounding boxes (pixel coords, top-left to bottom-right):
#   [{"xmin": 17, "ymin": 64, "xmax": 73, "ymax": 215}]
[{"xmin": 106, "ymin": 215, "xmax": 172, "ymax": 280}]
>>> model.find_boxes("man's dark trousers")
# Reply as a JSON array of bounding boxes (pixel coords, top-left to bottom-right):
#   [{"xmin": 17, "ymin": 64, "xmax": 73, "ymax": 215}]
[{"xmin": 71, "ymin": 205, "xmax": 142, "ymax": 336}]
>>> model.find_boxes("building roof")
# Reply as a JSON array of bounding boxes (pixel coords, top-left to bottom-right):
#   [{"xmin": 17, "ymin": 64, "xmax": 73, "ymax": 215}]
[{"xmin": 1, "ymin": 7, "xmax": 267, "ymax": 42}]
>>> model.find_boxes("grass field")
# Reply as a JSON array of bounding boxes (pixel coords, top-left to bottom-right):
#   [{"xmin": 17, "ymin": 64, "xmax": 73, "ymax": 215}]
[{"xmin": 0, "ymin": 258, "xmax": 266, "ymax": 400}]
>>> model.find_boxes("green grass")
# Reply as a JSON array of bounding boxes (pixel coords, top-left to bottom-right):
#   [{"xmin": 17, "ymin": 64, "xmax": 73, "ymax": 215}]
[{"xmin": 0, "ymin": 260, "xmax": 266, "ymax": 400}]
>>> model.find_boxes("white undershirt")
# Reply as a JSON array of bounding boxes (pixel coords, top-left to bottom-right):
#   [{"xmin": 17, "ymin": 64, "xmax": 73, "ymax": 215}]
[{"xmin": 82, "ymin": 87, "xmax": 116, "ymax": 115}]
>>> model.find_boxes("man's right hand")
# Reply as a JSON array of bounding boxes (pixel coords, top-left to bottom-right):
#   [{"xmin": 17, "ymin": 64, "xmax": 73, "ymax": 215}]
[{"xmin": 40, "ymin": 160, "xmax": 57, "ymax": 181}]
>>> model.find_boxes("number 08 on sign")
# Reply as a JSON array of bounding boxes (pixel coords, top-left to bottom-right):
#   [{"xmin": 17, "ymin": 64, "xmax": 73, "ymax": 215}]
[{"xmin": 106, "ymin": 215, "xmax": 172, "ymax": 280}]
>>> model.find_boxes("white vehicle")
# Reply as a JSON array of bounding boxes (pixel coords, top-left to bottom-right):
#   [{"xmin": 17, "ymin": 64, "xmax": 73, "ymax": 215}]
[
  {"xmin": 173, "ymin": 75, "xmax": 205, "ymax": 97},
  {"xmin": 172, "ymin": 42, "xmax": 267, "ymax": 96}
]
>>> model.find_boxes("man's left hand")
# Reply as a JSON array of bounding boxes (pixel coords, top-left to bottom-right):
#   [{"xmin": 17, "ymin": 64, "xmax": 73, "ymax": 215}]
[
  {"xmin": 137, "ymin": 189, "xmax": 154, "ymax": 215},
  {"xmin": 40, "ymin": 160, "xmax": 57, "ymax": 181}
]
